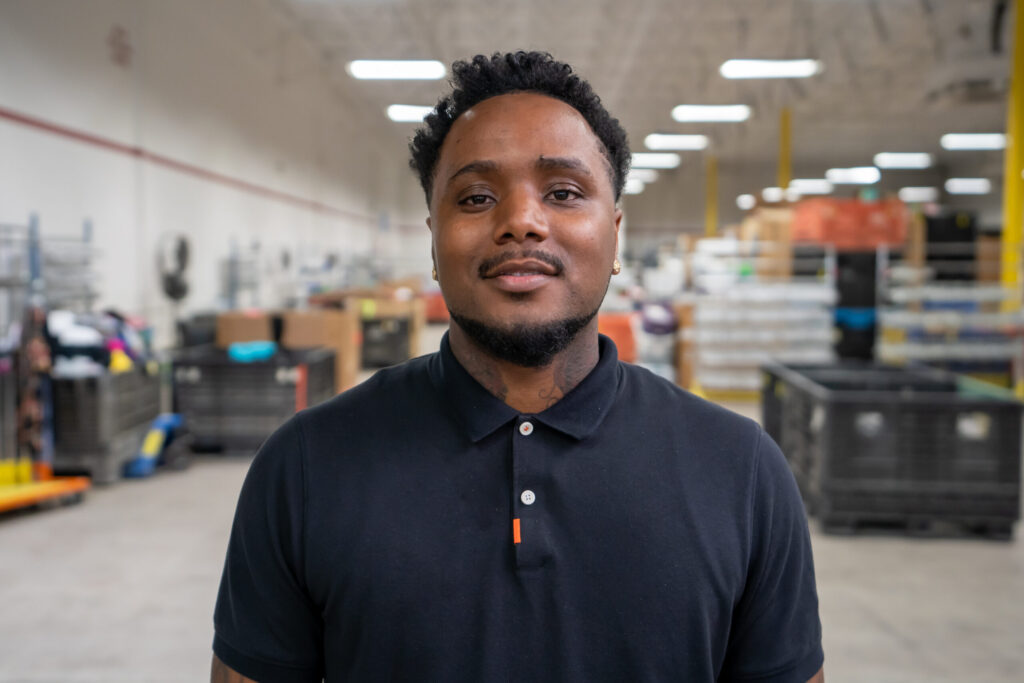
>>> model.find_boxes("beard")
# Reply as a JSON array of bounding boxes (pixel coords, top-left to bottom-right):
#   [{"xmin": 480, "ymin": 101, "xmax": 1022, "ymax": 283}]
[{"xmin": 448, "ymin": 305, "xmax": 600, "ymax": 368}]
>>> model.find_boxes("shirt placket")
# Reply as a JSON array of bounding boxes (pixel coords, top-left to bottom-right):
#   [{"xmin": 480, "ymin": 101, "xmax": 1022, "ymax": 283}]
[{"xmin": 511, "ymin": 416, "xmax": 550, "ymax": 569}]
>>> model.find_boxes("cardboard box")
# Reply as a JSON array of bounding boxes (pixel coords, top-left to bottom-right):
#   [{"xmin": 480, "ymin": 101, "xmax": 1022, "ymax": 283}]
[
  {"xmin": 281, "ymin": 309, "xmax": 361, "ymax": 393},
  {"xmin": 215, "ymin": 311, "xmax": 272, "ymax": 348}
]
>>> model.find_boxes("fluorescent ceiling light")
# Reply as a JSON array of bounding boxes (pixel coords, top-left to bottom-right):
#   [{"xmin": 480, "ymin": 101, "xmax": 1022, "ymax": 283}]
[
  {"xmin": 671, "ymin": 104, "xmax": 752, "ymax": 122},
  {"xmin": 826, "ymin": 166, "xmax": 881, "ymax": 184},
  {"xmin": 720, "ymin": 59, "xmax": 822, "ymax": 79},
  {"xmin": 940, "ymin": 133, "xmax": 1006, "ymax": 150},
  {"xmin": 789, "ymin": 178, "xmax": 833, "ymax": 195},
  {"xmin": 627, "ymin": 169, "xmax": 659, "ymax": 183},
  {"xmin": 644, "ymin": 134, "xmax": 709, "ymax": 150},
  {"xmin": 736, "ymin": 194, "xmax": 756, "ymax": 211},
  {"xmin": 347, "ymin": 60, "xmax": 446, "ymax": 80},
  {"xmin": 874, "ymin": 152, "xmax": 933, "ymax": 169},
  {"xmin": 386, "ymin": 104, "xmax": 433, "ymax": 122},
  {"xmin": 945, "ymin": 178, "xmax": 991, "ymax": 195},
  {"xmin": 624, "ymin": 179, "xmax": 646, "ymax": 195},
  {"xmin": 898, "ymin": 186, "xmax": 939, "ymax": 203},
  {"xmin": 631, "ymin": 153, "xmax": 681, "ymax": 169},
  {"xmin": 762, "ymin": 187, "xmax": 785, "ymax": 203},
  {"xmin": 785, "ymin": 188, "xmax": 802, "ymax": 203}
]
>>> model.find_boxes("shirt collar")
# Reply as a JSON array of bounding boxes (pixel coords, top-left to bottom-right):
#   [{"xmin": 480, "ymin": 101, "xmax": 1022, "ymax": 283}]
[{"xmin": 429, "ymin": 332, "xmax": 622, "ymax": 443}]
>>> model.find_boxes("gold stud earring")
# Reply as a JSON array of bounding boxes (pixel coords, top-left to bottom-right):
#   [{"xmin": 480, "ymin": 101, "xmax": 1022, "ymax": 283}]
[
  {"xmin": 612, "ymin": 259, "xmax": 621, "ymax": 275},
  {"xmin": 431, "ymin": 267, "xmax": 438, "ymax": 281}
]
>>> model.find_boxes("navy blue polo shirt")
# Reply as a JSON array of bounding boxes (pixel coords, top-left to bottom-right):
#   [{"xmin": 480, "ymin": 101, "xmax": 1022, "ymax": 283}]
[{"xmin": 213, "ymin": 334, "xmax": 823, "ymax": 682}]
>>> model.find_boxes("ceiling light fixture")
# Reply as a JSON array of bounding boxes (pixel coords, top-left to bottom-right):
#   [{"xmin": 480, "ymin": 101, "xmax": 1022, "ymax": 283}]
[
  {"xmin": 736, "ymin": 194, "xmax": 756, "ymax": 211},
  {"xmin": 671, "ymin": 104, "xmax": 752, "ymax": 122},
  {"xmin": 624, "ymin": 179, "xmax": 646, "ymax": 195},
  {"xmin": 940, "ymin": 133, "xmax": 1006, "ymax": 150},
  {"xmin": 347, "ymin": 60, "xmax": 446, "ymax": 80},
  {"xmin": 631, "ymin": 153, "xmax": 681, "ymax": 169},
  {"xmin": 627, "ymin": 169, "xmax": 660, "ymax": 183},
  {"xmin": 386, "ymin": 104, "xmax": 433, "ymax": 122},
  {"xmin": 788, "ymin": 178, "xmax": 834, "ymax": 195},
  {"xmin": 719, "ymin": 59, "xmax": 822, "ymax": 79},
  {"xmin": 945, "ymin": 178, "xmax": 991, "ymax": 195},
  {"xmin": 874, "ymin": 152, "xmax": 934, "ymax": 169},
  {"xmin": 898, "ymin": 187, "xmax": 940, "ymax": 203},
  {"xmin": 762, "ymin": 187, "xmax": 785, "ymax": 203},
  {"xmin": 644, "ymin": 134, "xmax": 710, "ymax": 150},
  {"xmin": 825, "ymin": 167, "xmax": 881, "ymax": 184}
]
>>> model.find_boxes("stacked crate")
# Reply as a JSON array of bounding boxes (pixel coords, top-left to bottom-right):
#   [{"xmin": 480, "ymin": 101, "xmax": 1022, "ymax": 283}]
[
  {"xmin": 763, "ymin": 362, "xmax": 1021, "ymax": 538},
  {"xmin": 52, "ymin": 368, "xmax": 162, "ymax": 484},
  {"xmin": 173, "ymin": 346, "xmax": 335, "ymax": 453}
]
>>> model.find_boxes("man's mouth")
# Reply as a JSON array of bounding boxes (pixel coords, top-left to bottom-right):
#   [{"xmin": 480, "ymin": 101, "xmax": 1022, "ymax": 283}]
[{"xmin": 484, "ymin": 259, "xmax": 559, "ymax": 279}]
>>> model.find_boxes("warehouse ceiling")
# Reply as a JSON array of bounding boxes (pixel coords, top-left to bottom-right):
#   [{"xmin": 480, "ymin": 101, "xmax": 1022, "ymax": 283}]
[{"xmin": 260, "ymin": 0, "xmax": 1011, "ymax": 222}]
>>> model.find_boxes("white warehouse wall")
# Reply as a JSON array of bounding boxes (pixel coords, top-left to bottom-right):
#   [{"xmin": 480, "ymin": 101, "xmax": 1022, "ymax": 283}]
[{"xmin": 0, "ymin": 0, "xmax": 417, "ymax": 346}]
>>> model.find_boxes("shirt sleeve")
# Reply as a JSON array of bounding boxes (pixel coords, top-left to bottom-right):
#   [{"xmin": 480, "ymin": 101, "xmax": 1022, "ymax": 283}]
[
  {"xmin": 719, "ymin": 429, "xmax": 824, "ymax": 683},
  {"xmin": 212, "ymin": 415, "xmax": 324, "ymax": 683}
]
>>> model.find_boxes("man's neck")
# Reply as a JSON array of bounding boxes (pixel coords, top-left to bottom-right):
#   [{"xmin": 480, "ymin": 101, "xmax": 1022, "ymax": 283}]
[{"xmin": 448, "ymin": 321, "xmax": 600, "ymax": 413}]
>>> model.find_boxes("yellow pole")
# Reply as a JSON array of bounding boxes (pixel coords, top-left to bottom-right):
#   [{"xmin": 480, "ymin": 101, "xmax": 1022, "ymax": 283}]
[
  {"xmin": 778, "ymin": 107, "xmax": 792, "ymax": 190},
  {"xmin": 1002, "ymin": 2, "xmax": 1024, "ymax": 397},
  {"xmin": 705, "ymin": 155, "xmax": 718, "ymax": 237}
]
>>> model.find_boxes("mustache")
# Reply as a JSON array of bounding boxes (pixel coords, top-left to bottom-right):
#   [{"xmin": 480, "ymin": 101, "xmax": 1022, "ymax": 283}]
[{"xmin": 478, "ymin": 250, "xmax": 565, "ymax": 278}]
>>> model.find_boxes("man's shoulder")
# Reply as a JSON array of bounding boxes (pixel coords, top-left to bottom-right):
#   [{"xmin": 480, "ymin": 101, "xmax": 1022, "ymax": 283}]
[
  {"xmin": 302, "ymin": 352, "xmax": 437, "ymax": 427},
  {"xmin": 618, "ymin": 361, "xmax": 761, "ymax": 437}
]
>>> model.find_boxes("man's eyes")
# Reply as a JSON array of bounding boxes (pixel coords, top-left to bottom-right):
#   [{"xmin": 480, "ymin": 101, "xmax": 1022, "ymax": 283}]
[
  {"xmin": 459, "ymin": 194, "xmax": 493, "ymax": 206},
  {"xmin": 549, "ymin": 189, "xmax": 582, "ymax": 201},
  {"xmin": 456, "ymin": 187, "xmax": 583, "ymax": 207}
]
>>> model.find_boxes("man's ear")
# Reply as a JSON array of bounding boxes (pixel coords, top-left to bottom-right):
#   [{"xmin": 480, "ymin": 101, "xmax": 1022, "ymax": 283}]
[{"xmin": 613, "ymin": 208, "xmax": 622, "ymax": 255}]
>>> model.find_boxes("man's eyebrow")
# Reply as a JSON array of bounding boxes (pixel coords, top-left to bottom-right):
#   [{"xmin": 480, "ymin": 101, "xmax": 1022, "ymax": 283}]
[
  {"xmin": 447, "ymin": 160, "xmax": 499, "ymax": 184},
  {"xmin": 535, "ymin": 156, "xmax": 593, "ymax": 177}
]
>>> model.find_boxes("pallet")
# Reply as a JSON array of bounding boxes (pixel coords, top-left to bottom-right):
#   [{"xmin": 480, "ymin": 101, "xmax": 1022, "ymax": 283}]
[
  {"xmin": 820, "ymin": 515, "xmax": 1015, "ymax": 541},
  {"xmin": 0, "ymin": 477, "xmax": 91, "ymax": 514}
]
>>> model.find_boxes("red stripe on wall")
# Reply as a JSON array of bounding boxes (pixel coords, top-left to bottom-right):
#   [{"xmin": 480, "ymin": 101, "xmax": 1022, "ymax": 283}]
[{"xmin": 0, "ymin": 104, "xmax": 372, "ymax": 222}]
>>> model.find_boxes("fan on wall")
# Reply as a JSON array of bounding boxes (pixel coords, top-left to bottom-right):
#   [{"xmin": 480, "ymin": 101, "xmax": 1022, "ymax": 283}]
[{"xmin": 157, "ymin": 233, "xmax": 190, "ymax": 346}]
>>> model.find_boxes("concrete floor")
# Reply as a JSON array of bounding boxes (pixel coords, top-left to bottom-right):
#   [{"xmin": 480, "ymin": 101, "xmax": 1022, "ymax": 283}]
[{"xmin": 1, "ymin": 327, "xmax": 1023, "ymax": 681}]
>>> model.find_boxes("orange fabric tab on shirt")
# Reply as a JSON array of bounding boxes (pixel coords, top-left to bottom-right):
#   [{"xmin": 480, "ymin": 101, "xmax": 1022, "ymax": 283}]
[{"xmin": 513, "ymin": 518, "xmax": 521, "ymax": 544}]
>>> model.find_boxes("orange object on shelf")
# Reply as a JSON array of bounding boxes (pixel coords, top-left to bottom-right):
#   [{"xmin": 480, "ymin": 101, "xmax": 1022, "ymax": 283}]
[
  {"xmin": 424, "ymin": 291, "xmax": 450, "ymax": 323},
  {"xmin": 792, "ymin": 198, "xmax": 908, "ymax": 251},
  {"xmin": 598, "ymin": 313, "xmax": 637, "ymax": 363}
]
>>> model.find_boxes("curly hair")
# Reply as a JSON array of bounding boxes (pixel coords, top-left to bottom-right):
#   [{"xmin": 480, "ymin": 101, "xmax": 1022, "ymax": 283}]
[{"xmin": 409, "ymin": 51, "xmax": 630, "ymax": 206}]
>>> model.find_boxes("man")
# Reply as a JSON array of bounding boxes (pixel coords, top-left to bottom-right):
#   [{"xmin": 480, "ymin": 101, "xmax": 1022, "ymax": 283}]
[{"xmin": 212, "ymin": 51, "xmax": 824, "ymax": 682}]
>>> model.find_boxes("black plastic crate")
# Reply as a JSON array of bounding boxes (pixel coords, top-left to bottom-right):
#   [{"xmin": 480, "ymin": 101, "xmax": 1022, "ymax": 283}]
[
  {"xmin": 762, "ymin": 362, "xmax": 1022, "ymax": 536},
  {"xmin": 173, "ymin": 345, "xmax": 335, "ymax": 453},
  {"xmin": 362, "ymin": 318, "xmax": 411, "ymax": 368},
  {"xmin": 52, "ymin": 368, "xmax": 162, "ymax": 484},
  {"xmin": 0, "ymin": 357, "xmax": 16, "ymax": 462},
  {"xmin": 834, "ymin": 322, "xmax": 875, "ymax": 361},
  {"xmin": 836, "ymin": 251, "xmax": 876, "ymax": 307}
]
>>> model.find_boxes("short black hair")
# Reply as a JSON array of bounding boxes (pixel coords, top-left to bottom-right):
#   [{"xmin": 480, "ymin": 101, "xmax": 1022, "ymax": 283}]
[{"xmin": 409, "ymin": 51, "xmax": 630, "ymax": 206}]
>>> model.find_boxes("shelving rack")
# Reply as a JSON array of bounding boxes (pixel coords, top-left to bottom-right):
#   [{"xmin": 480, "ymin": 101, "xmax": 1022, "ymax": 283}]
[
  {"xmin": 684, "ymin": 239, "xmax": 838, "ymax": 399},
  {"xmin": 876, "ymin": 242, "xmax": 1024, "ymax": 391},
  {"xmin": 0, "ymin": 215, "xmax": 91, "ymax": 514}
]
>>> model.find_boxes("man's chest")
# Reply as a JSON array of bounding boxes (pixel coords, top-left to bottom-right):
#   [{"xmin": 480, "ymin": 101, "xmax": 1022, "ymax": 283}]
[{"xmin": 302, "ymin": 436, "xmax": 749, "ymax": 678}]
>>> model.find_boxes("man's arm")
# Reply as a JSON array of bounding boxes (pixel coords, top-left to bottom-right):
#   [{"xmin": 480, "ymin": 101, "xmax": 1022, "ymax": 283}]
[
  {"xmin": 211, "ymin": 654, "xmax": 258, "ymax": 683},
  {"xmin": 807, "ymin": 666, "xmax": 825, "ymax": 683}
]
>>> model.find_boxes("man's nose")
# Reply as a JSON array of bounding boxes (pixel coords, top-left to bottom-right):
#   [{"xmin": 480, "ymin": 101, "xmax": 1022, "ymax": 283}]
[{"xmin": 492, "ymin": 188, "xmax": 550, "ymax": 244}]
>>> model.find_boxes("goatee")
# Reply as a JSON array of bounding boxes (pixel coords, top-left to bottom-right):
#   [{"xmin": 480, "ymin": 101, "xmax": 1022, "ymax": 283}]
[{"xmin": 448, "ymin": 307, "xmax": 599, "ymax": 368}]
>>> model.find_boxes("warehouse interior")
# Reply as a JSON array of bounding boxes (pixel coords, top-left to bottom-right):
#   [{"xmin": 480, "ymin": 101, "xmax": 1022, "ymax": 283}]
[{"xmin": 2, "ymin": 0, "xmax": 1023, "ymax": 680}]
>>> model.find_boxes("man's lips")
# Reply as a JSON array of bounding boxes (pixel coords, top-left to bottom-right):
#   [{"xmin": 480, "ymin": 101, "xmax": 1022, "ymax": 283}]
[{"xmin": 483, "ymin": 259, "xmax": 559, "ymax": 278}]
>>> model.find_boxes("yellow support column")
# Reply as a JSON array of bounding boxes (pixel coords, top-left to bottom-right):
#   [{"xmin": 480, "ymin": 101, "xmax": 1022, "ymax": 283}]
[
  {"xmin": 1003, "ymin": 3, "xmax": 1024, "ymax": 396},
  {"xmin": 778, "ymin": 107, "xmax": 792, "ymax": 190},
  {"xmin": 705, "ymin": 155, "xmax": 718, "ymax": 237}
]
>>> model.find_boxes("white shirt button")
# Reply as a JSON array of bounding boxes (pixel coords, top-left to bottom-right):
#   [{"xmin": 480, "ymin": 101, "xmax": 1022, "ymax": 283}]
[
  {"xmin": 521, "ymin": 490, "xmax": 536, "ymax": 505},
  {"xmin": 519, "ymin": 421, "xmax": 534, "ymax": 436}
]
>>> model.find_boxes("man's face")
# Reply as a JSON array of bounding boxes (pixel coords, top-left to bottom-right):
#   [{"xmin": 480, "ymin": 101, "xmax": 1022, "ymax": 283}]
[{"xmin": 428, "ymin": 92, "xmax": 622, "ymax": 346}]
